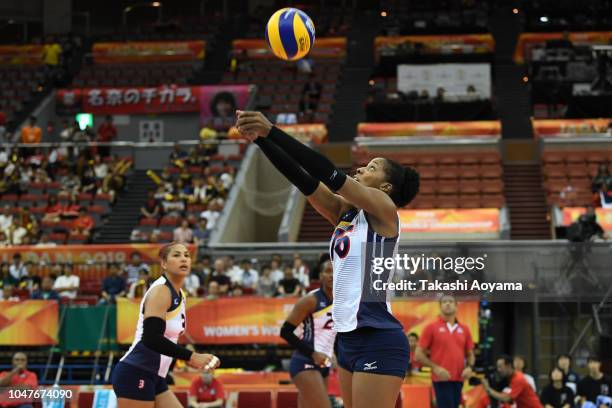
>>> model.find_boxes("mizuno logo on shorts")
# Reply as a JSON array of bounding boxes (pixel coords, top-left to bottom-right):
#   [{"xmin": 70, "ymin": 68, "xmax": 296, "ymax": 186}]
[{"xmin": 363, "ymin": 361, "xmax": 378, "ymax": 370}]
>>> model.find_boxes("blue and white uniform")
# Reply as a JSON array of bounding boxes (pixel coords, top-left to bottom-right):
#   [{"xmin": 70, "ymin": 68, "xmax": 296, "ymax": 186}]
[
  {"xmin": 289, "ymin": 288, "xmax": 335, "ymax": 378},
  {"xmin": 112, "ymin": 275, "xmax": 186, "ymax": 400},
  {"xmin": 330, "ymin": 208, "xmax": 409, "ymax": 378}
]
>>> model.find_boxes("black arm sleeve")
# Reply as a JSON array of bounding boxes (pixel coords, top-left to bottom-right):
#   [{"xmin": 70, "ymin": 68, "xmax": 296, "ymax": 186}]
[
  {"xmin": 254, "ymin": 136, "xmax": 319, "ymax": 196},
  {"xmin": 267, "ymin": 126, "xmax": 347, "ymax": 192},
  {"xmin": 142, "ymin": 317, "xmax": 193, "ymax": 361},
  {"xmin": 280, "ymin": 321, "xmax": 315, "ymax": 357}
]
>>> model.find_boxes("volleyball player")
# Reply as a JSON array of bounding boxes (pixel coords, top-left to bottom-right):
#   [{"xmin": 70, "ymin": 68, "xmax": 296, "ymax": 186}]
[
  {"xmin": 281, "ymin": 259, "xmax": 335, "ymax": 408},
  {"xmin": 112, "ymin": 243, "xmax": 220, "ymax": 408},
  {"xmin": 236, "ymin": 111, "xmax": 420, "ymax": 408}
]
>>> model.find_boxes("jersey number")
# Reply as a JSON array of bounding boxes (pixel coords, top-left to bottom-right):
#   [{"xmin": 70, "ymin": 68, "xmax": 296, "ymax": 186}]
[
  {"xmin": 331, "ymin": 226, "xmax": 353, "ymax": 260},
  {"xmin": 323, "ymin": 312, "xmax": 333, "ymax": 330}
]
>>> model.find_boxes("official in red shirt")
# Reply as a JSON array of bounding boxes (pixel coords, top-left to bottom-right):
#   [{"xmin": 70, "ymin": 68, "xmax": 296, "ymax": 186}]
[
  {"xmin": 97, "ymin": 115, "xmax": 117, "ymax": 158},
  {"xmin": 415, "ymin": 294, "xmax": 475, "ymax": 408},
  {"xmin": 483, "ymin": 355, "xmax": 543, "ymax": 408},
  {"xmin": 0, "ymin": 352, "xmax": 39, "ymax": 407},
  {"xmin": 188, "ymin": 371, "xmax": 224, "ymax": 408}
]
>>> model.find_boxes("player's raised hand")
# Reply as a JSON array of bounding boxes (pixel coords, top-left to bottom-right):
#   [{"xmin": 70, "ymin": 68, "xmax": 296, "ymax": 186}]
[{"xmin": 236, "ymin": 110, "xmax": 273, "ymax": 139}]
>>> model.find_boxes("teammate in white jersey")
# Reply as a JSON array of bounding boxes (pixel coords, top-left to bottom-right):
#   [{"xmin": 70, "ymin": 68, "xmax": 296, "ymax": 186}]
[
  {"xmin": 112, "ymin": 243, "xmax": 220, "ymax": 408},
  {"xmin": 281, "ymin": 259, "xmax": 335, "ymax": 408},
  {"xmin": 237, "ymin": 111, "xmax": 420, "ymax": 408}
]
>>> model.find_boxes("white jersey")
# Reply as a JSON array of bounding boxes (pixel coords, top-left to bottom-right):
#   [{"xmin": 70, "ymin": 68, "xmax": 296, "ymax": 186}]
[
  {"xmin": 293, "ymin": 288, "xmax": 335, "ymax": 357},
  {"xmin": 121, "ymin": 275, "xmax": 186, "ymax": 377},
  {"xmin": 329, "ymin": 208, "xmax": 403, "ymax": 333}
]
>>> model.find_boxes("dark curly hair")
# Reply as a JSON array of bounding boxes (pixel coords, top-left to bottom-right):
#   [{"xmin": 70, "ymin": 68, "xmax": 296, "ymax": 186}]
[
  {"xmin": 210, "ymin": 91, "xmax": 237, "ymax": 117},
  {"xmin": 383, "ymin": 158, "xmax": 420, "ymax": 207}
]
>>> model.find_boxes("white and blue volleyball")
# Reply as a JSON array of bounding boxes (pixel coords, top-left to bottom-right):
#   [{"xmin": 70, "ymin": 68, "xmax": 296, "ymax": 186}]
[{"xmin": 265, "ymin": 8, "xmax": 315, "ymax": 61}]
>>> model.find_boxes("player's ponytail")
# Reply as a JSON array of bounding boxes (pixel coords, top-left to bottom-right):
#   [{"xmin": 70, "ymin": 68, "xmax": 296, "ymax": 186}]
[{"xmin": 384, "ymin": 158, "xmax": 420, "ymax": 208}]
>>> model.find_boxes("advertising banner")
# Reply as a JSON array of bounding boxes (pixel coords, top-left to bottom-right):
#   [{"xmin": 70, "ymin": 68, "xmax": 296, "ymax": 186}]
[
  {"xmin": 0, "ymin": 44, "xmax": 52, "ymax": 65},
  {"xmin": 399, "ymin": 209, "xmax": 500, "ymax": 234},
  {"xmin": 514, "ymin": 31, "xmax": 612, "ymax": 64},
  {"xmin": 375, "ymin": 34, "xmax": 495, "ymax": 58},
  {"xmin": 562, "ymin": 207, "xmax": 612, "ymax": 231},
  {"xmin": 117, "ymin": 297, "xmax": 479, "ymax": 344},
  {"xmin": 232, "ymin": 37, "xmax": 346, "ymax": 58},
  {"xmin": 93, "ymin": 41, "xmax": 205, "ymax": 64},
  {"xmin": 56, "ymin": 85, "xmax": 251, "ymax": 117},
  {"xmin": 0, "ymin": 301, "xmax": 58, "ymax": 345},
  {"xmin": 532, "ymin": 118, "xmax": 611, "ymax": 138},
  {"xmin": 397, "ymin": 63, "xmax": 491, "ymax": 98},
  {"xmin": 357, "ymin": 121, "xmax": 501, "ymax": 137}
]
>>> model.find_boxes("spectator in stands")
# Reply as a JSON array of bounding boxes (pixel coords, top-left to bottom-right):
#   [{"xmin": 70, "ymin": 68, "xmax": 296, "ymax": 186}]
[
  {"xmin": 591, "ymin": 164, "xmax": 611, "ymax": 193},
  {"xmin": 100, "ymin": 263, "xmax": 126, "ymax": 304},
  {"xmin": 43, "ymin": 39, "xmax": 62, "ymax": 70},
  {"xmin": 407, "ymin": 332, "xmax": 423, "ymax": 372},
  {"xmin": 292, "ymin": 254, "xmax": 310, "ymax": 288},
  {"xmin": 188, "ymin": 370, "xmax": 225, "ymax": 408},
  {"xmin": 223, "ymin": 255, "xmax": 241, "ymax": 283},
  {"xmin": 140, "ymin": 191, "xmax": 161, "ymax": 221},
  {"xmin": 96, "ymin": 115, "xmax": 117, "ymax": 158},
  {"xmin": 277, "ymin": 267, "xmax": 302, "ymax": 297},
  {"xmin": 92, "ymin": 154, "xmax": 108, "ymax": 181},
  {"xmin": 209, "ymin": 259, "xmax": 231, "ymax": 296},
  {"xmin": 193, "ymin": 218, "xmax": 210, "ymax": 247},
  {"xmin": 128, "ymin": 269, "xmax": 151, "ymax": 299},
  {"xmin": 514, "ymin": 355, "xmax": 536, "ymax": 391},
  {"xmin": 170, "ymin": 142, "xmax": 188, "ymax": 163},
  {"xmin": 206, "ymin": 281, "xmax": 220, "ymax": 300},
  {"xmin": 466, "ymin": 85, "xmax": 480, "ymax": 100},
  {"xmin": 482, "ymin": 355, "xmax": 543, "ymax": 408},
  {"xmin": 60, "ymin": 171, "xmax": 81, "ymax": 196},
  {"xmin": 161, "ymin": 194, "xmax": 185, "ymax": 218},
  {"xmin": 200, "ymin": 255, "xmax": 212, "ymax": 277},
  {"xmin": 0, "ymin": 231, "xmax": 9, "ymax": 247},
  {"xmin": 269, "ymin": 259, "xmax": 285, "ymax": 284},
  {"xmin": 21, "ymin": 116, "xmax": 42, "ymax": 146},
  {"xmin": 419, "ymin": 89, "xmax": 430, "ymax": 100},
  {"xmin": 124, "ymin": 252, "xmax": 150, "ymax": 285},
  {"xmin": 0, "ymin": 352, "xmax": 38, "ymax": 396},
  {"xmin": 8, "ymin": 254, "xmax": 27, "ymax": 283},
  {"xmin": 70, "ymin": 207, "xmax": 95, "ymax": 238},
  {"xmin": 546, "ymin": 31, "xmax": 573, "ymax": 50},
  {"xmin": 207, "ymin": 91, "xmax": 237, "ymax": 132},
  {"xmin": 200, "ymin": 198, "xmax": 223, "ymax": 230},
  {"xmin": 173, "ymin": 219, "xmax": 194, "ymax": 244},
  {"xmin": 256, "ymin": 265, "xmax": 277, "ymax": 297},
  {"xmin": 556, "ymin": 354, "xmax": 580, "ymax": 391},
  {"xmin": 0, "ymin": 285, "xmax": 17, "ymax": 301},
  {"xmin": 577, "ymin": 355, "xmax": 612, "ymax": 405},
  {"xmin": 303, "ymin": 72, "xmax": 322, "ymax": 103},
  {"xmin": 540, "ymin": 366, "xmax": 575, "ymax": 408},
  {"xmin": 57, "ymin": 197, "xmax": 78, "ymax": 221},
  {"xmin": 219, "ymin": 166, "xmax": 235, "ymax": 190},
  {"xmin": 31, "ymin": 276, "xmax": 60, "ymax": 301},
  {"xmin": 238, "ymin": 259, "xmax": 258, "ymax": 290},
  {"xmin": 53, "ymin": 263, "xmax": 80, "ymax": 299},
  {"xmin": 0, "ymin": 263, "xmax": 14, "ymax": 286},
  {"xmin": 35, "ymin": 233, "xmax": 57, "ymax": 247},
  {"xmin": 0, "ymin": 205, "xmax": 12, "ymax": 235},
  {"xmin": 183, "ymin": 268, "xmax": 200, "ymax": 297},
  {"xmin": 435, "ymin": 87, "xmax": 446, "ymax": 103}
]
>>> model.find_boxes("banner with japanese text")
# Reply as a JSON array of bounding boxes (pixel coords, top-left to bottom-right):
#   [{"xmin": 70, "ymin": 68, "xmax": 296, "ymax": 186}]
[
  {"xmin": 93, "ymin": 41, "xmax": 205, "ymax": 64},
  {"xmin": 375, "ymin": 34, "xmax": 495, "ymax": 60},
  {"xmin": 0, "ymin": 301, "xmax": 58, "ymax": 345},
  {"xmin": 357, "ymin": 121, "xmax": 501, "ymax": 137},
  {"xmin": 56, "ymin": 85, "xmax": 251, "ymax": 117},
  {"xmin": 117, "ymin": 297, "xmax": 478, "ymax": 344},
  {"xmin": 0, "ymin": 44, "xmax": 54, "ymax": 65},
  {"xmin": 399, "ymin": 209, "xmax": 500, "ymax": 234},
  {"xmin": 514, "ymin": 31, "xmax": 612, "ymax": 64},
  {"xmin": 532, "ymin": 118, "xmax": 611, "ymax": 138},
  {"xmin": 233, "ymin": 37, "xmax": 346, "ymax": 58},
  {"xmin": 562, "ymin": 208, "xmax": 612, "ymax": 231}
]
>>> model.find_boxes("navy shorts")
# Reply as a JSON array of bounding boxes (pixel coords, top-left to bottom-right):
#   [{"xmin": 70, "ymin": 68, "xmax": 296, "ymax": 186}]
[
  {"xmin": 336, "ymin": 326, "xmax": 409, "ymax": 379},
  {"xmin": 289, "ymin": 352, "xmax": 330, "ymax": 378},
  {"xmin": 111, "ymin": 361, "xmax": 169, "ymax": 401},
  {"xmin": 433, "ymin": 381, "xmax": 463, "ymax": 408}
]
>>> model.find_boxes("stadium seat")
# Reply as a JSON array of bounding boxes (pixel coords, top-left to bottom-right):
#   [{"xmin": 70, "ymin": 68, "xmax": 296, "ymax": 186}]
[
  {"xmin": 277, "ymin": 391, "xmax": 298, "ymax": 408},
  {"xmin": 237, "ymin": 391, "xmax": 272, "ymax": 408},
  {"xmin": 140, "ymin": 218, "xmax": 158, "ymax": 227}
]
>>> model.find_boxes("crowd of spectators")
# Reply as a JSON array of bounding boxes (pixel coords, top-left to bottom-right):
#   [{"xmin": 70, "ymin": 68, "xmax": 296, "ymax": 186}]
[
  {"xmin": 0, "ymin": 117, "xmax": 131, "ymax": 245},
  {"xmin": 0, "ymin": 252, "xmax": 324, "ymax": 304},
  {"xmin": 131, "ymin": 141, "xmax": 238, "ymax": 244}
]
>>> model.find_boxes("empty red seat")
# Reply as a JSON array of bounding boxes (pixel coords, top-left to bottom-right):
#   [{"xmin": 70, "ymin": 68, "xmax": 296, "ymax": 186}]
[
  {"xmin": 542, "ymin": 152, "xmax": 564, "ymax": 165},
  {"xmin": 159, "ymin": 216, "xmax": 179, "ymax": 226},
  {"xmin": 482, "ymin": 180, "xmax": 504, "ymax": 194},
  {"xmin": 237, "ymin": 391, "xmax": 272, "ymax": 408},
  {"xmin": 140, "ymin": 218, "xmax": 158, "ymax": 226},
  {"xmin": 277, "ymin": 391, "xmax": 298, "ymax": 408}
]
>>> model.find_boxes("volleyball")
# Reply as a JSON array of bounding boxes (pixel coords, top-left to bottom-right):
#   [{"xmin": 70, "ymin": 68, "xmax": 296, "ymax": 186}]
[{"xmin": 265, "ymin": 8, "xmax": 315, "ymax": 61}]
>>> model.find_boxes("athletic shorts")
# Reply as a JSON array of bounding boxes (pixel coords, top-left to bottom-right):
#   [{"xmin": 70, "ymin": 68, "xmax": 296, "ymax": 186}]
[
  {"xmin": 336, "ymin": 326, "xmax": 409, "ymax": 379},
  {"xmin": 111, "ymin": 361, "xmax": 168, "ymax": 401},
  {"xmin": 289, "ymin": 352, "xmax": 330, "ymax": 378}
]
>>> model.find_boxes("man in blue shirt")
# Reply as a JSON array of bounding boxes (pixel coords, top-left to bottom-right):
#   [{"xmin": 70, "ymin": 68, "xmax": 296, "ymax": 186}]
[
  {"xmin": 31, "ymin": 277, "xmax": 60, "ymax": 301},
  {"xmin": 100, "ymin": 263, "xmax": 126, "ymax": 304}
]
